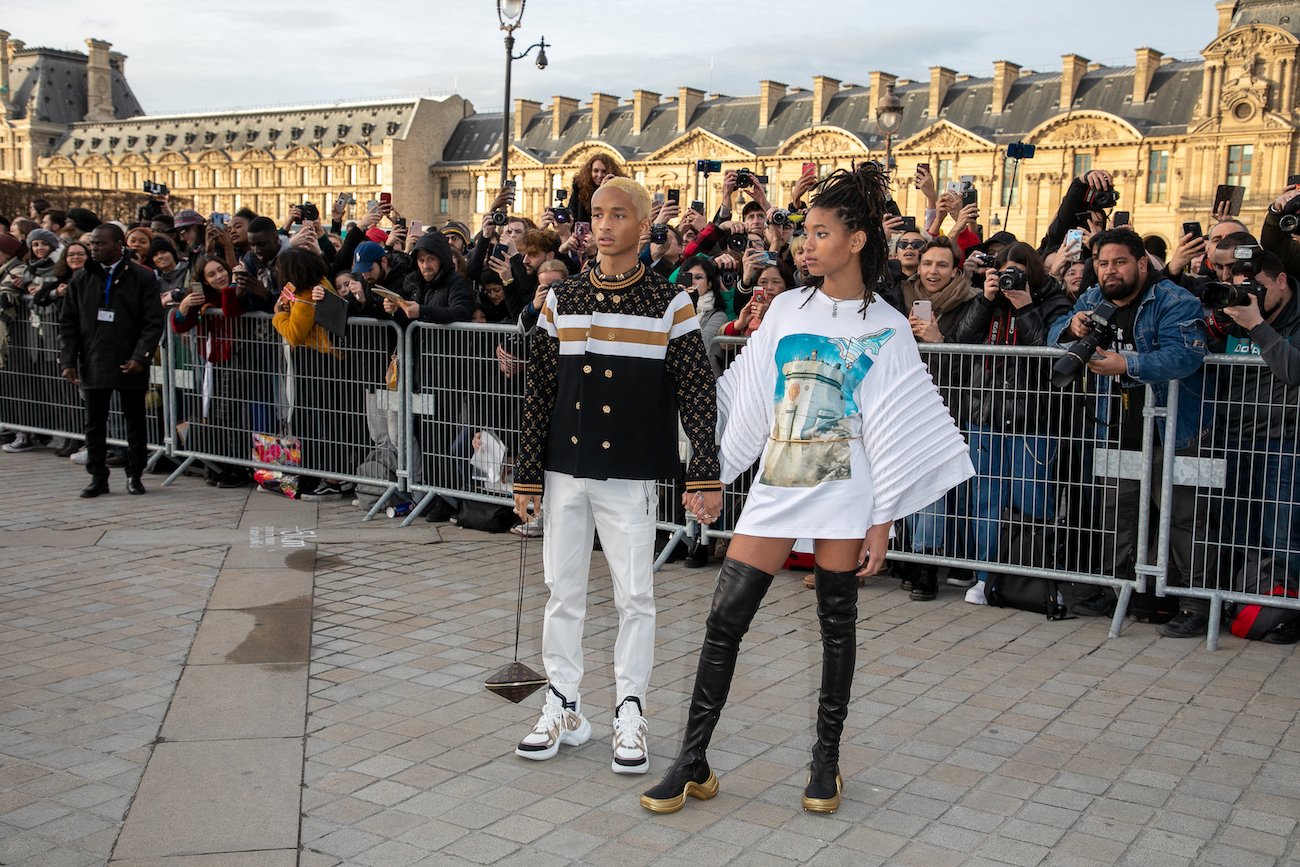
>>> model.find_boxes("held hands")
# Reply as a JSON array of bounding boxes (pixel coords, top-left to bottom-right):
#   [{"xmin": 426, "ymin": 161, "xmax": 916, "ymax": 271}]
[
  {"xmin": 856, "ymin": 522, "xmax": 892, "ymax": 578},
  {"xmin": 513, "ymin": 493, "xmax": 540, "ymax": 523},
  {"xmin": 882, "ymin": 214, "xmax": 905, "ymax": 240},
  {"xmin": 179, "ymin": 291, "xmax": 204, "ymax": 314},
  {"xmin": 119, "ymin": 359, "xmax": 146, "ymax": 376},
  {"xmin": 951, "ymin": 203, "xmax": 980, "ymax": 236},
  {"xmin": 1273, "ymin": 188, "xmax": 1300, "ymax": 212},
  {"xmin": 684, "ymin": 490, "xmax": 723, "ymax": 526}
]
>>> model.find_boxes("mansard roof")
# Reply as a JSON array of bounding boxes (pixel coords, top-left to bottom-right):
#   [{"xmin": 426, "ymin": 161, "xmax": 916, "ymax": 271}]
[
  {"xmin": 440, "ymin": 60, "xmax": 1206, "ymax": 166},
  {"xmin": 6, "ymin": 46, "xmax": 143, "ymax": 125},
  {"xmin": 49, "ymin": 96, "xmax": 450, "ymax": 160}
]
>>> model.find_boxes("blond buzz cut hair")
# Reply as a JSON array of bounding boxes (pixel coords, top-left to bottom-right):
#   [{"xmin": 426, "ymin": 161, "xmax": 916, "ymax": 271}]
[{"xmin": 594, "ymin": 177, "xmax": 653, "ymax": 221}]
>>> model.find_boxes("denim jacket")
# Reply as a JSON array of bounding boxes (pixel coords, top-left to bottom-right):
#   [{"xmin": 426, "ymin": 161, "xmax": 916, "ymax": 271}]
[{"xmin": 1047, "ymin": 276, "xmax": 1209, "ymax": 449}]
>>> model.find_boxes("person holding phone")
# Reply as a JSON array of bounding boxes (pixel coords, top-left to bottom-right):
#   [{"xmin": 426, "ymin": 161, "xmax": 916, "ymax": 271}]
[
  {"xmin": 642, "ymin": 164, "xmax": 972, "ymax": 818},
  {"xmin": 901, "ymin": 237, "xmax": 978, "ymax": 345},
  {"xmin": 569, "ymin": 153, "xmax": 626, "ymax": 223}
]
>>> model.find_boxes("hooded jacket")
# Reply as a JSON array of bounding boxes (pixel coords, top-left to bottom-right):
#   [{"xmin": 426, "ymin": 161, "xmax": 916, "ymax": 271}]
[{"xmin": 397, "ymin": 232, "xmax": 474, "ymax": 324}]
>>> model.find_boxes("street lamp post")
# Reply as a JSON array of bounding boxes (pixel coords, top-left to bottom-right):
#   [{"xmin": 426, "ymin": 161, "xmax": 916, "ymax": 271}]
[
  {"xmin": 875, "ymin": 83, "xmax": 904, "ymax": 173},
  {"xmin": 497, "ymin": 0, "xmax": 548, "ymax": 189}
]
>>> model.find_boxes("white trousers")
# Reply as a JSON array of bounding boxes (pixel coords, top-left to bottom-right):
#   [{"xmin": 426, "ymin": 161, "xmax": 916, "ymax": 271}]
[{"xmin": 541, "ymin": 471, "xmax": 658, "ymax": 710}]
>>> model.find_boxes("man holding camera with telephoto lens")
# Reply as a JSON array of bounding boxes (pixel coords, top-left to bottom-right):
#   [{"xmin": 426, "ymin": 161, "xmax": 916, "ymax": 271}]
[
  {"xmin": 1047, "ymin": 229, "xmax": 1211, "ymax": 636},
  {"xmin": 1202, "ymin": 239, "xmax": 1300, "ymax": 597}
]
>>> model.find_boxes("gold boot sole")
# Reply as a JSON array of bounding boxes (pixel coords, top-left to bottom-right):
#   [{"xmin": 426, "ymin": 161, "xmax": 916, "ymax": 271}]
[
  {"xmin": 801, "ymin": 773, "xmax": 842, "ymax": 813},
  {"xmin": 640, "ymin": 771, "xmax": 720, "ymax": 814}
]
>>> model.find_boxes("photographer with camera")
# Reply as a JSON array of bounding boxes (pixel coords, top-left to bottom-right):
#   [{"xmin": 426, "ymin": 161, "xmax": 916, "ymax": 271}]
[
  {"xmin": 1038, "ymin": 169, "xmax": 1117, "ymax": 257},
  {"xmin": 1048, "ymin": 229, "xmax": 1211, "ymax": 632},
  {"xmin": 1201, "ymin": 245, "xmax": 1300, "ymax": 586},
  {"xmin": 946, "ymin": 242, "xmax": 1073, "ymax": 603},
  {"xmin": 1261, "ymin": 183, "xmax": 1300, "ymax": 279}
]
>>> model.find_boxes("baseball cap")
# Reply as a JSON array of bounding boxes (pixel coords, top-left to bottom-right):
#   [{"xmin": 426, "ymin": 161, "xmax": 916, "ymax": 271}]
[{"xmin": 352, "ymin": 241, "xmax": 387, "ymax": 275}]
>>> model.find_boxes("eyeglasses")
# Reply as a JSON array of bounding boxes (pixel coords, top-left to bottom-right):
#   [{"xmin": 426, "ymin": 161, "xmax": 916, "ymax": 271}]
[{"xmin": 896, "ymin": 240, "xmax": 926, "ymax": 250}]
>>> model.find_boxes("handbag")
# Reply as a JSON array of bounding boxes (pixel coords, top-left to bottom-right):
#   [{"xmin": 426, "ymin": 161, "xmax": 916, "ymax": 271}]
[{"xmin": 986, "ymin": 506, "xmax": 1070, "ymax": 619}]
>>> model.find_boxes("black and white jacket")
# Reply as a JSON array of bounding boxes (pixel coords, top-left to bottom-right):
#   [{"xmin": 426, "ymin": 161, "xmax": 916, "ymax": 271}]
[{"xmin": 514, "ymin": 262, "xmax": 721, "ymax": 495}]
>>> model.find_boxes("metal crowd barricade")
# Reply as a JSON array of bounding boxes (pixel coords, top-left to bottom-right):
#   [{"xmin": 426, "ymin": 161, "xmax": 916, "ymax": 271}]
[
  {"xmin": 0, "ymin": 296, "xmax": 168, "ymax": 467},
  {"xmin": 701, "ymin": 335, "xmax": 1183, "ymax": 639},
  {"xmin": 1176, "ymin": 353, "xmax": 1300, "ymax": 650},
  {"xmin": 401, "ymin": 321, "xmax": 527, "ymax": 526},
  {"xmin": 162, "ymin": 311, "xmax": 405, "ymax": 519}
]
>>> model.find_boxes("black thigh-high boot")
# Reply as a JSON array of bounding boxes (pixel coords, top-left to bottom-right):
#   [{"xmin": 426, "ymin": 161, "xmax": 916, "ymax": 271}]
[
  {"xmin": 641, "ymin": 558, "xmax": 775, "ymax": 814},
  {"xmin": 803, "ymin": 564, "xmax": 859, "ymax": 813}
]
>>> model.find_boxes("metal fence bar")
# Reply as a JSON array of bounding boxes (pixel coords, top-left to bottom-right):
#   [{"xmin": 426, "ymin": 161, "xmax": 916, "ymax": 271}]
[
  {"xmin": 401, "ymin": 320, "xmax": 529, "ymax": 528},
  {"xmin": 162, "ymin": 310, "xmax": 404, "ymax": 515},
  {"xmin": 9, "ymin": 301, "xmax": 1300, "ymax": 648},
  {"xmin": 0, "ymin": 295, "xmax": 167, "ymax": 459}
]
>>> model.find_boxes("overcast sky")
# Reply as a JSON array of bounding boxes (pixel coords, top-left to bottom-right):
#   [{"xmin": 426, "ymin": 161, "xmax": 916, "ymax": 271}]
[{"xmin": 5, "ymin": 1, "xmax": 1221, "ymax": 115}]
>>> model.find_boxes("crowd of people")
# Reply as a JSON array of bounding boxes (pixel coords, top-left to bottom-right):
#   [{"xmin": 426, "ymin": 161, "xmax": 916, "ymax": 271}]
[{"xmin": 2, "ymin": 152, "xmax": 1299, "ymax": 645}]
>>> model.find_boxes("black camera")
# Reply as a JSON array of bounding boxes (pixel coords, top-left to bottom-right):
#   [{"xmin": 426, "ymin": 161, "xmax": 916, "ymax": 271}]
[
  {"xmin": 138, "ymin": 199, "xmax": 165, "ymax": 223},
  {"xmin": 696, "ymin": 159, "xmax": 723, "ymax": 173},
  {"xmin": 719, "ymin": 269, "xmax": 740, "ymax": 287},
  {"xmin": 649, "ymin": 224, "xmax": 669, "ymax": 245},
  {"xmin": 552, "ymin": 190, "xmax": 571, "ymax": 224},
  {"xmin": 1278, "ymin": 196, "xmax": 1300, "ymax": 233},
  {"xmin": 490, "ymin": 210, "xmax": 509, "ymax": 226},
  {"xmin": 143, "ymin": 180, "xmax": 169, "ymax": 197},
  {"xmin": 996, "ymin": 269, "xmax": 1028, "ymax": 292},
  {"xmin": 726, "ymin": 233, "xmax": 747, "ymax": 254},
  {"xmin": 735, "ymin": 168, "xmax": 768, "ymax": 190},
  {"xmin": 770, "ymin": 209, "xmax": 804, "ymax": 227},
  {"xmin": 168, "ymin": 288, "xmax": 187, "ymax": 305},
  {"xmin": 297, "ymin": 202, "xmax": 320, "ymax": 222},
  {"xmin": 1201, "ymin": 246, "xmax": 1263, "ymax": 310},
  {"xmin": 1084, "ymin": 187, "xmax": 1119, "ymax": 210},
  {"xmin": 1051, "ymin": 300, "xmax": 1119, "ymax": 387}
]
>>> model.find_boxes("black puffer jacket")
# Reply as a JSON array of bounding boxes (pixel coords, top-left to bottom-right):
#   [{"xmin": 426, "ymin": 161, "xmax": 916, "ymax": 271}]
[
  {"xmin": 397, "ymin": 232, "xmax": 474, "ymax": 324},
  {"xmin": 947, "ymin": 278, "xmax": 1074, "ymax": 433}
]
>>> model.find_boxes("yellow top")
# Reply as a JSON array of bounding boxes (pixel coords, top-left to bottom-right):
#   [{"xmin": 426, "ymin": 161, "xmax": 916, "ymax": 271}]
[{"xmin": 272, "ymin": 279, "xmax": 340, "ymax": 356}]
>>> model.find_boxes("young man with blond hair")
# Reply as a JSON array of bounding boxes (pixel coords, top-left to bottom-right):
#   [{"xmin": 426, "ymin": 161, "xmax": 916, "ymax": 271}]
[{"xmin": 512, "ymin": 177, "xmax": 722, "ymax": 773}]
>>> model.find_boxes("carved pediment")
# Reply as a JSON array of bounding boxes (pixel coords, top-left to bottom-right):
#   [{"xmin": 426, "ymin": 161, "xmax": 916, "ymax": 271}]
[
  {"xmin": 482, "ymin": 144, "xmax": 546, "ymax": 169},
  {"xmin": 644, "ymin": 129, "xmax": 755, "ymax": 164},
  {"xmin": 1026, "ymin": 111, "xmax": 1142, "ymax": 146},
  {"xmin": 896, "ymin": 121, "xmax": 994, "ymax": 154},
  {"xmin": 1208, "ymin": 24, "xmax": 1298, "ymax": 67},
  {"xmin": 776, "ymin": 126, "xmax": 868, "ymax": 157}
]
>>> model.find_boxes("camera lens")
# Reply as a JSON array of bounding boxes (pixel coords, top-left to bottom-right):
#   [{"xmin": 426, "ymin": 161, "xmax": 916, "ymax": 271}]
[{"xmin": 1281, "ymin": 214, "xmax": 1300, "ymax": 234}]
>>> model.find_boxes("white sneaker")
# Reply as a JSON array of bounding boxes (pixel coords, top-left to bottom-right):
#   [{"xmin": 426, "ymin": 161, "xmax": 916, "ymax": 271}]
[
  {"xmin": 515, "ymin": 686, "xmax": 590, "ymax": 760},
  {"xmin": 2, "ymin": 433, "xmax": 32, "ymax": 453},
  {"xmin": 511, "ymin": 515, "xmax": 543, "ymax": 537},
  {"xmin": 70, "ymin": 447, "xmax": 89, "ymax": 465},
  {"xmin": 611, "ymin": 696, "xmax": 649, "ymax": 774},
  {"xmin": 965, "ymin": 581, "xmax": 988, "ymax": 605}
]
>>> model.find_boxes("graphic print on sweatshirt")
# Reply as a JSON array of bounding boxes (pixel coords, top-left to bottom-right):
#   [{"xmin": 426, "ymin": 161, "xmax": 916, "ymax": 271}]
[{"xmin": 760, "ymin": 328, "xmax": 896, "ymax": 488}]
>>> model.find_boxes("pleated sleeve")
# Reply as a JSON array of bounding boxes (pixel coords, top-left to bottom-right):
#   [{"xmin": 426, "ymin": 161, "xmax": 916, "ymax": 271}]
[{"xmin": 859, "ymin": 337, "xmax": 975, "ymax": 527}]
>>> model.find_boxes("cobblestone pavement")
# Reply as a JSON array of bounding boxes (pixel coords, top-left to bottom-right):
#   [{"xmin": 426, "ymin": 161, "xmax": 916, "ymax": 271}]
[{"xmin": 1, "ymin": 447, "xmax": 1299, "ymax": 866}]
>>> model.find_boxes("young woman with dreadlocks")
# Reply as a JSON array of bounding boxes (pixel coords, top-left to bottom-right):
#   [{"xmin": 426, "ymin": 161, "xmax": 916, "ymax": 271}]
[{"xmin": 641, "ymin": 164, "xmax": 974, "ymax": 817}]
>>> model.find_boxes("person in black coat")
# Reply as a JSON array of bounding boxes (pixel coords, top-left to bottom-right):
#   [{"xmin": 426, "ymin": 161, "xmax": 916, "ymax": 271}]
[{"xmin": 59, "ymin": 224, "xmax": 165, "ymax": 497}]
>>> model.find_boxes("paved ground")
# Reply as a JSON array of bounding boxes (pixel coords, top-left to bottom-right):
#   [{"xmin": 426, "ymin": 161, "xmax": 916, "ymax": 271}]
[{"xmin": 1, "ymin": 447, "xmax": 1299, "ymax": 867}]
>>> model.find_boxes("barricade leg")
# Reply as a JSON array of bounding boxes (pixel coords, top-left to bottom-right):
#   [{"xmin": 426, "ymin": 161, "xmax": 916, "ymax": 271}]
[
  {"xmin": 363, "ymin": 485, "xmax": 398, "ymax": 521},
  {"xmin": 1205, "ymin": 594, "xmax": 1223, "ymax": 651},
  {"xmin": 653, "ymin": 527, "xmax": 690, "ymax": 572},
  {"xmin": 1109, "ymin": 585, "xmax": 1133, "ymax": 639},
  {"xmin": 163, "ymin": 455, "xmax": 198, "ymax": 487},
  {"xmin": 401, "ymin": 490, "xmax": 439, "ymax": 528}
]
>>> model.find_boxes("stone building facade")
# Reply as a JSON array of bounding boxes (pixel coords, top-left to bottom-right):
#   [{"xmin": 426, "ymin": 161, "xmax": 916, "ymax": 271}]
[
  {"xmin": 436, "ymin": 0, "xmax": 1300, "ymax": 246},
  {"xmin": 6, "ymin": 0, "xmax": 1300, "ymax": 245}
]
